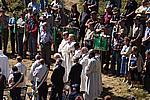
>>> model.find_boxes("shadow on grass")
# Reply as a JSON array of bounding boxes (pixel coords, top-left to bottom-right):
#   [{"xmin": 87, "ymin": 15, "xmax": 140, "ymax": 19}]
[{"xmin": 101, "ymin": 87, "xmax": 127, "ymax": 100}]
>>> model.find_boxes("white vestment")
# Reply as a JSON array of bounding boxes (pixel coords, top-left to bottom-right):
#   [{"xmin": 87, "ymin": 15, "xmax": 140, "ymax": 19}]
[
  {"xmin": 72, "ymin": 49, "xmax": 81, "ymax": 60},
  {"xmin": 84, "ymin": 57, "xmax": 99, "ymax": 100},
  {"xmin": 58, "ymin": 39, "xmax": 68, "ymax": 82},
  {"xmin": 65, "ymin": 41, "xmax": 76, "ymax": 81},
  {"xmin": 0, "ymin": 51, "xmax": 9, "ymax": 79},
  {"xmin": 79, "ymin": 53, "xmax": 88, "ymax": 92},
  {"xmin": 95, "ymin": 55, "xmax": 103, "ymax": 95}
]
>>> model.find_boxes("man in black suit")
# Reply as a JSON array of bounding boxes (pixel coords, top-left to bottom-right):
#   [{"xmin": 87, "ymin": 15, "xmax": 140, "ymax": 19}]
[
  {"xmin": 50, "ymin": 58, "xmax": 65, "ymax": 100},
  {"xmin": 68, "ymin": 57, "xmax": 83, "ymax": 92}
]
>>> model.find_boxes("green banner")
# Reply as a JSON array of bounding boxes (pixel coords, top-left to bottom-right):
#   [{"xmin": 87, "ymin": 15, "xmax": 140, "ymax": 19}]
[{"xmin": 94, "ymin": 33, "xmax": 110, "ymax": 51}]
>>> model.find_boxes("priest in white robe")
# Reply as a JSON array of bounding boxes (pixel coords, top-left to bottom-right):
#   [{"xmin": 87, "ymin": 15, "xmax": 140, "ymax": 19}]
[
  {"xmin": 0, "ymin": 50, "xmax": 9, "ymax": 79},
  {"xmin": 58, "ymin": 31, "xmax": 69, "ymax": 82},
  {"xmin": 79, "ymin": 47, "xmax": 89, "ymax": 92},
  {"xmin": 95, "ymin": 50, "xmax": 103, "ymax": 95},
  {"xmin": 84, "ymin": 50, "xmax": 99, "ymax": 100},
  {"xmin": 65, "ymin": 34, "xmax": 76, "ymax": 81}
]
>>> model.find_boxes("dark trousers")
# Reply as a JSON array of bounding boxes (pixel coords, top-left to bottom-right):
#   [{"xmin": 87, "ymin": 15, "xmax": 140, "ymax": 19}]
[
  {"xmin": 40, "ymin": 42, "xmax": 51, "ymax": 66},
  {"xmin": 37, "ymin": 82, "xmax": 48, "ymax": 100},
  {"xmin": 0, "ymin": 89, "xmax": 4, "ymax": 100},
  {"xmin": 0, "ymin": 34, "xmax": 2, "ymax": 50},
  {"xmin": 10, "ymin": 87, "xmax": 21, "ymax": 100},
  {"xmin": 28, "ymin": 33, "xmax": 37, "ymax": 59},
  {"xmin": 2, "ymin": 29, "xmax": 9, "ymax": 54},
  {"xmin": 111, "ymin": 50, "xmax": 121, "ymax": 76},
  {"xmin": 17, "ymin": 31, "xmax": 23, "ymax": 56},
  {"xmin": 10, "ymin": 27, "xmax": 17, "ymax": 54},
  {"xmin": 50, "ymin": 85, "xmax": 63, "ymax": 100}
]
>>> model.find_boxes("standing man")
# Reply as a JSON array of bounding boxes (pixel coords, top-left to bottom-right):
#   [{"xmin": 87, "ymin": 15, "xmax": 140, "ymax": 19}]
[
  {"xmin": 29, "ymin": 55, "xmax": 41, "ymax": 84},
  {"xmin": 0, "ymin": 8, "xmax": 9, "ymax": 54},
  {"xmin": 8, "ymin": 11, "xmax": 18, "ymax": 56},
  {"xmin": 40, "ymin": 22, "xmax": 53, "ymax": 66},
  {"xmin": 16, "ymin": 13, "xmax": 26, "ymax": 57},
  {"xmin": 79, "ymin": 2, "xmax": 90, "ymax": 45},
  {"xmin": 26, "ymin": 13, "xmax": 38, "ymax": 60},
  {"xmin": 84, "ymin": 50, "xmax": 99, "ymax": 100},
  {"xmin": 65, "ymin": 34, "xmax": 76, "ymax": 80},
  {"xmin": 14, "ymin": 56, "xmax": 27, "ymax": 87},
  {"xmin": 68, "ymin": 57, "xmax": 82, "ymax": 92},
  {"xmin": 79, "ymin": 47, "xmax": 89, "ymax": 92},
  {"xmin": 33, "ymin": 59, "xmax": 49, "ymax": 100},
  {"xmin": 50, "ymin": 58, "xmax": 65, "ymax": 100},
  {"xmin": 14, "ymin": 56, "xmax": 27, "ymax": 77},
  {"xmin": 8, "ymin": 66, "xmax": 24, "ymax": 100}
]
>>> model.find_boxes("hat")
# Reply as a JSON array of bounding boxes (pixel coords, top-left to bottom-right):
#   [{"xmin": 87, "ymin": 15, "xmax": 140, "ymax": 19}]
[
  {"xmin": 63, "ymin": 31, "xmax": 69, "ymax": 35},
  {"xmin": 0, "ymin": 8, "xmax": 5, "ymax": 12}
]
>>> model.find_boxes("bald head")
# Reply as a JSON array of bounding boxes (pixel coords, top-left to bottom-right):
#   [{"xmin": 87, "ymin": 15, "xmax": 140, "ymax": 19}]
[{"xmin": 81, "ymin": 47, "xmax": 88, "ymax": 54}]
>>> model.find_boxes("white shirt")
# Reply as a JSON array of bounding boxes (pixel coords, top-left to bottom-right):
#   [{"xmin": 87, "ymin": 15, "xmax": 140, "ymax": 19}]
[
  {"xmin": 33, "ymin": 64, "xmax": 48, "ymax": 82},
  {"xmin": 0, "ymin": 52, "xmax": 9, "ymax": 79},
  {"xmin": 29, "ymin": 60, "xmax": 40, "ymax": 81},
  {"xmin": 15, "ymin": 62, "xmax": 27, "ymax": 76}
]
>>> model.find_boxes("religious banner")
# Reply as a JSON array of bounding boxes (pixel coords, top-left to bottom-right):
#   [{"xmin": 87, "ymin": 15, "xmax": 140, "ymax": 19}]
[{"xmin": 94, "ymin": 32, "xmax": 110, "ymax": 51}]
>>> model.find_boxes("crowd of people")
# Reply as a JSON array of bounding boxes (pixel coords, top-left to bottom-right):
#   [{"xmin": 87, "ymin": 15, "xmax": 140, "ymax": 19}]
[{"xmin": 0, "ymin": 0, "xmax": 150, "ymax": 99}]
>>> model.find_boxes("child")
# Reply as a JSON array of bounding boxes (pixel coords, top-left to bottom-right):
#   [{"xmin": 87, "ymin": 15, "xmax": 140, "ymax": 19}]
[
  {"xmin": 120, "ymin": 37, "xmax": 131, "ymax": 81},
  {"xmin": 128, "ymin": 46, "xmax": 144, "ymax": 89}
]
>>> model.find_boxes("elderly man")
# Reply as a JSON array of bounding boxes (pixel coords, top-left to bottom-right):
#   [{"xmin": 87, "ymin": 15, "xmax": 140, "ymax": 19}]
[
  {"xmin": 33, "ymin": 59, "xmax": 49, "ymax": 100},
  {"xmin": 50, "ymin": 58, "xmax": 65, "ymax": 100},
  {"xmin": 29, "ymin": 55, "xmax": 41, "ymax": 83},
  {"xmin": 65, "ymin": 34, "xmax": 76, "ymax": 80},
  {"xmin": 40, "ymin": 22, "xmax": 53, "ymax": 66}
]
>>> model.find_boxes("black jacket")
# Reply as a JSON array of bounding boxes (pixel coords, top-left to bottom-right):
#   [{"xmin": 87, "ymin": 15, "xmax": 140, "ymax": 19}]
[
  {"xmin": 51, "ymin": 64, "xmax": 65, "ymax": 88},
  {"xmin": 68, "ymin": 63, "xmax": 82, "ymax": 85}
]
